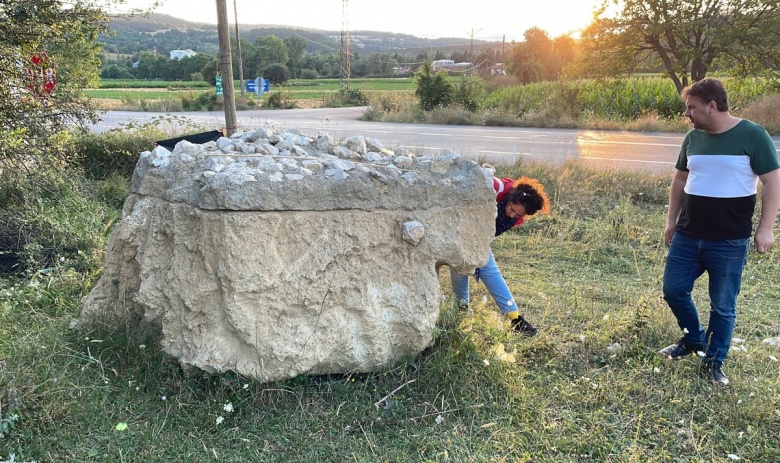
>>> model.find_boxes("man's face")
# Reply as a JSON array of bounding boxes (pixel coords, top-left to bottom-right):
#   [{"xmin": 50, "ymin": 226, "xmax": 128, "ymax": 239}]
[{"xmin": 684, "ymin": 95, "xmax": 715, "ymax": 131}]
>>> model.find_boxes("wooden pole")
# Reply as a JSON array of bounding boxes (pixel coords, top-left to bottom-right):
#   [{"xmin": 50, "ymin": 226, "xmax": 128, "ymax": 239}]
[
  {"xmin": 233, "ymin": 0, "xmax": 245, "ymax": 98},
  {"xmin": 216, "ymin": 0, "xmax": 238, "ymax": 135}
]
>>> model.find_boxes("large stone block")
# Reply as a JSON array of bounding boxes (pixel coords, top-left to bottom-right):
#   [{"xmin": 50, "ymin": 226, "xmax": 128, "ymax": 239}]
[{"xmin": 78, "ymin": 128, "xmax": 496, "ymax": 383}]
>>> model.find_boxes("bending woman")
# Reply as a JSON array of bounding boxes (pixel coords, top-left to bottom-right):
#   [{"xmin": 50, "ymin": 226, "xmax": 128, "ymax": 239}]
[{"xmin": 450, "ymin": 176, "xmax": 550, "ymax": 335}]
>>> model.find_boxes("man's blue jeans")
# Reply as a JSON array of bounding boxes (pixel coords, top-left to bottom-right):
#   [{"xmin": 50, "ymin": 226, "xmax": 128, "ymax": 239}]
[
  {"xmin": 450, "ymin": 249, "xmax": 518, "ymax": 315},
  {"xmin": 662, "ymin": 232, "xmax": 750, "ymax": 365}
]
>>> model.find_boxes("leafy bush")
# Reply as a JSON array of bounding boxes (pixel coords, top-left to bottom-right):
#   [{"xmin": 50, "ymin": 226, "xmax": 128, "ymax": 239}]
[
  {"xmin": 453, "ymin": 77, "xmax": 487, "ymax": 112},
  {"xmin": 414, "ymin": 61, "xmax": 454, "ymax": 111},
  {"xmin": 322, "ymin": 88, "xmax": 370, "ymax": 107},
  {"xmin": 180, "ymin": 91, "xmax": 220, "ymax": 111},
  {"xmin": 265, "ymin": 88, "xmax": 297, "ymax": 109},
  {"xmin": 0, "ymin": 174, "xmax": 119, "ymax": 275},
  {"xmin": 263, "ymin": 63, "xmax": 291, "ymax": 85},
  {"xmin": 74, "ymin": 129, "xmax": 159, "ymax": 180},
  {"xmin": 300, "ymin": 69, "xmax": 319, "ymax": 79}
]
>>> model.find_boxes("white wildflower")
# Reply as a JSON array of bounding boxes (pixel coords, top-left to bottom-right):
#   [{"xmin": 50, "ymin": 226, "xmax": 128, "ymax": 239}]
[
  {"xmin": 435, "ymin": 415, "xmax": 444, "ymax": 425},
  {"xmin": 653, "ymin": 367, "xmax": 661, "ymax": 374},
  {"xmin": 683, "ymin": 328, "xmax": 689, "ymax": 334},
  {"xmin": 696, "ymin": 351, "xmax": 706, "ymax": 357},
  {"xmin": 769, "ymin": 355, "xmax": 778, "ymax": 362},
  {"xmin": 727, "ymin": 454, "xmax": 740, "ymax": 461},
  {"xmin": 216, "ymin": 416, "xmax": 224, "ymax": 425},
  {"xmin": 738, "ymin": 431, "xmax": 744, "ymax": 439},
  {"xmin": 161, "ymin": 396, "xmax": 167, "ymax": 401},
  {"xmin": 606, "ymin": 343, "xmax": 623, "ymax": 354},
  {"xmin": 223, "ymin": 402, "xmax": 234, "ymax": 413},
  {"xmin": 577, "ymin": 334, "xmax": 586, "ymax": 342},
  {"xmin": 483, "ymin": 359, "xmax": 490, "ymax": 366},
  {"xmin": 243, "ymin": 383, "xmax": 249, "ymax": 389}
]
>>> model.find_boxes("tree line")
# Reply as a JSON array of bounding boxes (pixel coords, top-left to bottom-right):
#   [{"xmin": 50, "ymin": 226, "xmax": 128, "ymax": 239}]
[{"xmin": 101, "ymin": 29, "xmax": 570, "ymax": 85}]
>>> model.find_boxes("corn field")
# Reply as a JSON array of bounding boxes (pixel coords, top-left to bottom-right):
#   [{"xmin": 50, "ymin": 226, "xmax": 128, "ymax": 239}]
[{"xmin": 484, "ymin": 76, "xmax": 780, "ymax": 120}]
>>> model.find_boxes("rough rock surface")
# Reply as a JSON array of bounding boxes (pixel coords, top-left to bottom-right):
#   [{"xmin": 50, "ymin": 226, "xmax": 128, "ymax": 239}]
[{"xmin": 78, "ymin": 129, "xmax": 496, "ymax": 383}]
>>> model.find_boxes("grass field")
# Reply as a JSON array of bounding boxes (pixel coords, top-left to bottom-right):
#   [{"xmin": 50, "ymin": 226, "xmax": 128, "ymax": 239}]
[
  {"xmin": 86, "ymin": 78, "xmax": 417, "ymax": 103},
  {"xmin": 2, "ymin": 143, "xmax": 779, "ymax": 462}
]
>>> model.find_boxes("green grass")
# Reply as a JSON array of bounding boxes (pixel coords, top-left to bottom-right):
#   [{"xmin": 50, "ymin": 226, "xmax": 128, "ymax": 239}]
[
  {"xmin": 84, "ymin": 89, "xmax": 207, "ymax": 100},
  {"xmin": 2, "ymin": 152, "xmax": 779, "ymax": 462},
  {"xmin": 98, "ymin": 80, "xmax": 211, "ymax": 89},
  {"xmin": 90, "ymin": 78, "xmax": 416, "ymax": 98}
]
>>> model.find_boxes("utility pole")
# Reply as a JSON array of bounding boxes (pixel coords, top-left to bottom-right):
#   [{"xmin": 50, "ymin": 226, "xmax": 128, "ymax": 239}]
[
  {"xmin": 216, "ymin": 0, "xmax": 237, "ymax": 135},
  {"xmin": 502, "ymin": 34, "xmax": 505, "ymax": 65},
  {"xmin": 339, "ymin": 0, "xmax": 350, "ymax": 91},
  {"xmin": 469, "ymin": 28, "xmax": 481, "ymax": 75},
  {"xmin": 233, "ymin": 0, "xmax": 244, "ymax": 98},
  {"xmin": 470, "ymin": 28, "xmax": 474, "ymax": 63}
]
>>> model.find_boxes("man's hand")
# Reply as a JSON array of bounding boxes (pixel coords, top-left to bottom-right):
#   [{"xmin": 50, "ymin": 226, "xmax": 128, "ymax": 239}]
[
  {"xmin": 754, "ymin": 228, "xmax": 775, "ymax": 253},
  {"xmin": 663, "ymin": 223, "xmax": 676, "ymax": 248}
]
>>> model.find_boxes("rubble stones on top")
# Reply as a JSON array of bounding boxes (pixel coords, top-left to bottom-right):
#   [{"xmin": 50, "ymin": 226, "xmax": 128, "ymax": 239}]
[{"xmin": 131, "ymin": 128, "xmax": 493, "ymax": 213}]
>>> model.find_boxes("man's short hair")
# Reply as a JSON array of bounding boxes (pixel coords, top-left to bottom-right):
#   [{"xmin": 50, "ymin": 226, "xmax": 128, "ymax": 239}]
[{"xmin": 682, "ymin": 77, "xmax": 729, "ymax": 112}]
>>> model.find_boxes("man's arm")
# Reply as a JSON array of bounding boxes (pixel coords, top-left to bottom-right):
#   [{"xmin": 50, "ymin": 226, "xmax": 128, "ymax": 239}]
[
  {"xmin": 664, "ymin": 170, "xmax": 688, "ymax": 247},
  {"xmin": 755, "ymin": 168, "xmax": 780, "ymax": 253}
]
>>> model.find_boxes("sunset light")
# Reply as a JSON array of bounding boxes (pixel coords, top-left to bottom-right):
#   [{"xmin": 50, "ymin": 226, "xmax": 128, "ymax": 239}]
[{"xmin": 117, "ymin": 0, "xmax": 603, "ymax": 41}]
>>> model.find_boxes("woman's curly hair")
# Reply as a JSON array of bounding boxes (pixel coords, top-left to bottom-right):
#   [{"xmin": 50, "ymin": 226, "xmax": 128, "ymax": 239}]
[{"xmin": 505, "ymin": 176, "xmax": 551, "ymax": 216}]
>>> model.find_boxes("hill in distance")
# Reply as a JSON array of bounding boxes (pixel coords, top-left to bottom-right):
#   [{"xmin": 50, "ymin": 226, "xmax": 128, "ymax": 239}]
[{"xmin": 103, "ymin": 12, "xmax": 499, "ymax": 56}]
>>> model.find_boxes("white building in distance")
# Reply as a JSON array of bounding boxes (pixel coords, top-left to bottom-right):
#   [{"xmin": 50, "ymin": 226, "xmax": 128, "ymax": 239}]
[
  {"xmin": 170, "ymin": 49, "xmax": 197, "ymax": 60},
  {"xmin": 432, "ymin": 59, "xmax": 472, "ymax": 73}
]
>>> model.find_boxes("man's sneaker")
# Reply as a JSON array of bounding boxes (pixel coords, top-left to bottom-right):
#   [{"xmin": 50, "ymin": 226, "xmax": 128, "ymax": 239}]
[
  {"xmin": 658, "ymin": 337, "xmax": 705, "ymax": 360},
  {"xmin": 511, "ymin": 316, "xmax": 538, "ymax": 336},
  {"xmin": 709, "ymin": 363, "xmax": 729, "ymax": 387}
]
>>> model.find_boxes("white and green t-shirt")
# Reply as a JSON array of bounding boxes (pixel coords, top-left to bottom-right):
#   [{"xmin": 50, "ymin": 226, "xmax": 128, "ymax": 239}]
[{"xmin": 675, "ymin": 119, "xmax": 779, "ymax": 240}]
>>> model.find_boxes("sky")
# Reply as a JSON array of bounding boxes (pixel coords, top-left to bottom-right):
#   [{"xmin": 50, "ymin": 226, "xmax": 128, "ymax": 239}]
[{"xmin": 115, "ymin": 0, "xmax": 604, "ymax": 42}]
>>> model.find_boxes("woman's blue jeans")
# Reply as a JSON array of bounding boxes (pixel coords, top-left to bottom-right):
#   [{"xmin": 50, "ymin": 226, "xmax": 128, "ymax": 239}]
[
  {"xmin": 662, "ymin": 232, "xmax": 750, "ymax": 365},
  {"xmin": 449, "ymin": 249, "xmax": 518, "ymax": 315}
]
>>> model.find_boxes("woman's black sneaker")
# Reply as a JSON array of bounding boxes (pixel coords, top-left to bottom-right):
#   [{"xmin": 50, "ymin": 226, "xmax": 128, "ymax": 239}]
[
  {"xmin": 511, "ymin": 316, "xmax": 538, "ymax": 336},
  {"xmin": 658, "ymin": 337, "xmax": 705, "ymax": 360}
]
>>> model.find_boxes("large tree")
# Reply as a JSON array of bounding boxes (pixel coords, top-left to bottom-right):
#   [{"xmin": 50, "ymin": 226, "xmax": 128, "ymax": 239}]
[
  {"xmin": 250, "ymin": 35, "xmax": 288, "ymax": 78},
  {"xmin": 507, "ymin": 28, "xmax": 577, "ymax": 83},
  {"xmin": 283, "ymin": 36, "xmax": 307, "ymax": 78},
  {"xmin": 577, "ymin": 0, "xmax": 780, "ymax": 93},
  {"xmin": 0, "ymin": 0, "xmax": 113, "ymax": 196}
]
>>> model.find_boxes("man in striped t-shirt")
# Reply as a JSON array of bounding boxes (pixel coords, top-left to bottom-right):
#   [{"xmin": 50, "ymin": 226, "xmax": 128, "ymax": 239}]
[{"xmin": 659, "ymin": 78, "xmax": 780, "ymax": 386}]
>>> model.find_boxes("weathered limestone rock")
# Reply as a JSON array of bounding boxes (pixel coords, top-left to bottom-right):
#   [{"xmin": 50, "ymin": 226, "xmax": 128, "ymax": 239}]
[{"xmin": 78, "ymin": 128, "xmax": 496, "ymax": 383}]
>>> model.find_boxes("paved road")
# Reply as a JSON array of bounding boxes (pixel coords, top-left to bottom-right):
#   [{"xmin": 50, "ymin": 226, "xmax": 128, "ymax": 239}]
[{"xmin": 93, "ymin": 107, "xmax": 780, "ymax": 175}]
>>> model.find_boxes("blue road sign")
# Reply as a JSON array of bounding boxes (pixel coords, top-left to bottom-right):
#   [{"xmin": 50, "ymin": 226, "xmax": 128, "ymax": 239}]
[{"xmin": 248, "ymin": 77, "xmax": 270, "ymax": 97}]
